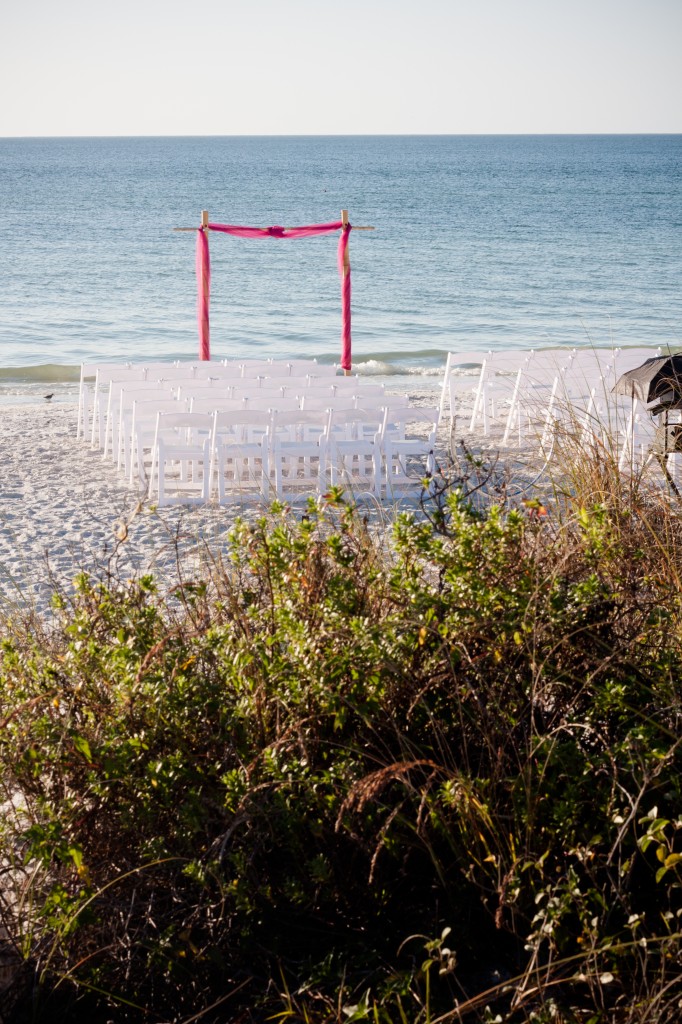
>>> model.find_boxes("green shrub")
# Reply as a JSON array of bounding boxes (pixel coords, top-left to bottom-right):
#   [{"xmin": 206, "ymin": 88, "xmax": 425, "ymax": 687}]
[{"xmin": 0, "ymin": 488, "xmax": 681, "ymax": 1022}]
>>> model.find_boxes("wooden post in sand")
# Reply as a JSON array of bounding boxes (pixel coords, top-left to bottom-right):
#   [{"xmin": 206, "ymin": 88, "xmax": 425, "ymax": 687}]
[
  {"xmin": 341, "ymin": 209, "xmax": 350, "ymax": 270},
  {"xmin": 341, "ymin": 210, "xmax": 351, "ymax": 376},
  {"xmin": 199, "ymin": 210, "xmax": 210, "ymax": 360}
]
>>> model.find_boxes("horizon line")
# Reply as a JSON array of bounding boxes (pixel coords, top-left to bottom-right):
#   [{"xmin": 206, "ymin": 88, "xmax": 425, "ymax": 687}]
[{"xmin": 2, "ymin": 131, "xmax": 681, "ymax": 141}]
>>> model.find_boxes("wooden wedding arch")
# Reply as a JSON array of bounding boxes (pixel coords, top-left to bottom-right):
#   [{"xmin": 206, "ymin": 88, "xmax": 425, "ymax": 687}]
[{"xmin": 175, "ymin": 210, "xmax": 374, "ymax": 373}]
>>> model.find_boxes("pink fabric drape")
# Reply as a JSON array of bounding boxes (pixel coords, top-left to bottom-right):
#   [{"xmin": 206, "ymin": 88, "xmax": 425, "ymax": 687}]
[
  {"xmin": 196, "ymin": 220, "xmax": 353, "ymax": 370},
  {"xmin": 208, "ymin": 221, "xmax": 343, "ymax": 239},
  {"xmin": 196, "ymin": 229, "xmax": 211, "ymax": 361},
  {"xmin": 338, "ymin": 225, "xmax": 352, "ymax": 372}
]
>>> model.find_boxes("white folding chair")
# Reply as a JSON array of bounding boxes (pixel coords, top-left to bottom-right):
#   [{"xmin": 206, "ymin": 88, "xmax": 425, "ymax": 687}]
[
  {"xmin": 125, "ymin": 397, "xmax": 189, "ymax": 484},
  {"xmin": 90, "ymin": 366, "xmax": 147, "ymax": 449},
  {"xmin": 501, "ymin": 363, "xmax": 567, "ymax": 450},
  {"xmin": 438, "ymin": 351, "xmax": 488, "ymax": 425},
  {"xmin": 148, "ymin": 412, "xmax": 214, "ymax": 506},
  {"xmin": 211, "ymin": 409, "xmax": 270, "ymax": 503},
  {"xmin": 379, "ymin": 408, "xmax": 440, "ymax": 499},
  {"xmin": 468, "ymin": 357, "xmax": 531, "ymax": 437},
  {"xmin": 103, "ymin": 380, "xmax": 171, "ymax": 462},
  {"xmin": 78, "ymin": 362, "xmax": 133, "ymax": 440},
  {"xmin": 267, "ymin": 410, "xmax": 329, "ymax": 500},
  {"xmin": 325, "ymin": 409, "xmax": 383, "ymax": 498}
]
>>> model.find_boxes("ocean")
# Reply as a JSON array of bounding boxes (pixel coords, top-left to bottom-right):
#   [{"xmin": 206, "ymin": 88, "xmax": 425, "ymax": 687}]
[{"xmin": 0, "ymin": 135, "xmax": 680, "ymax": 401}]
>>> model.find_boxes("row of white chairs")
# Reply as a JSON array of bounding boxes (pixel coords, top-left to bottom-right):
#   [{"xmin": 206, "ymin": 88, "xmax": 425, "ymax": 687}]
[
  {"xmin": 91, "ymin": 372, "xmax": 374, "ymax": 460},
  {"xmin": 77, "ymin": 358, "xmax": 338, "ymax": 443},
  {"xmin": 80, "ymin": 360, "xmax": 443, "ymax": 504},
  {"xmin": 439, "ymin": 346, "xmax": 675, "ymax": 471},
  {"xmin": 144, "ymin": 406, "xmax": 441, "ymax": 506},
  {"xmin": 92, "ymin": 377, "xmax": 409, "ymax": 484}
]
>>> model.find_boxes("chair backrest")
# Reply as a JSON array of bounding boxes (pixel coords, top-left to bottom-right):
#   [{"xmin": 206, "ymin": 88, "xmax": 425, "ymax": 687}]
[
  {"xmin": 231, "ymin": 383, "xmax": 288, "ymax": 400},
  {"xmin": 301, "ymin": 385, "xmax": 338, "ymax": 399},
  {"xmin": 329, "ymin": 374, "xmax": 363, "ymax": 388},
  {"xmin": 381, "ymin": 406, "xmax": 440, "ymax": 440},
  {"xmin": 238, "ymin": 361, "xmax": 277, "ymax": 378},
  {"xmin": 81, "ymin": 361, "xmax": 121, "ymax": 378},
  {"xmin": 370, "ymin": 394, "xmax": 410, "ymax": 412},
  {"xmin": 116, "ymin": 383, "xmax": 176, "ymax": 436},
  {"xmin": 176, "ymin": 381, "xmax": 236, "ymax": 402},
  {"xmin": 140, "ymin": 360, "xmax": 183, "ymax": 371},
  {"xmin": 100, "ymin": 379, "xmax": 169, "ymax": 455},
  {"xmin": 246, "ymin": 395, "xmax": 301, "ymax": 412},
  {"xmin": 245, "ymin": 383, "xmax": 290, "ymax": 395},
  {"xmin": 269, "ymin": 409, "xmax": 328, "ymax": 442},
  {"xmin": 176, "ymin": 377, "xmax": 231, "ymax": 389},
  {"xmin": 114, "ymin": 381, "xmax": 172, "ymax": 426},
  {"xmin": 126, "ymin": 398, "xmax": 188, "ymax": 482},
  {"xmin": 255, "ymin": 363, "xmax": 298, "ymax": 378},
  {"xmin": 300, "ymin": 394, "xmax": 355, "ymax": 412},
  {"xmin": 189, "ymin": 396, "xmax": 246, "ymax": 414},
  {"xmin": 289, "ymin": 358, "xmax": 333, "ymax": 376},
  {"xmin": 193, "ymin": 362, "xmax": 239, "ymax": 379},
  {"xmin": 151, "ymin": 412, "xmax": 215, "ymax": 460},
  {"xmin": 143, "ymin": 364, "xmax": 199, "ymax": 380},
  {"xmin": 213, "ymin": 408, "xmax": 272, "ymax": 444},
  {"xmin": 93, "ymin": 365, "xmax": 144, "ymax": 389},
  {"xmin": 326, "ymin": 407, "xmax": 384, "ymax": 438},
  {"xmin": 347, "ymin": 383, "xmax": 386, "ymax": 398},
  {"xmin": 131, "ymin": 397, "xmax": 186, "ymax": 424}
]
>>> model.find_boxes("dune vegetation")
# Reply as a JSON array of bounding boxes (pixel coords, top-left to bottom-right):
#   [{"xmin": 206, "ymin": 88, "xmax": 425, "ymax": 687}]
[{"xmin": 1, "ymin": 440, "xmax": 681, "ymax": 1023}]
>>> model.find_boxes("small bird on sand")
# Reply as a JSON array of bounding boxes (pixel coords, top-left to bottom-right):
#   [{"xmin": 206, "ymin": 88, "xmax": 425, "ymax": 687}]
[{"xmin": 44, "ymin": 393, "xmax": 54, "ymax": 400}]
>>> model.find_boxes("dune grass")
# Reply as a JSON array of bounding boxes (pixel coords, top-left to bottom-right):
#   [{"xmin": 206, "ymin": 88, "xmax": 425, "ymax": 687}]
[{"xmin": 0, "ymin": 432, "xmax": 681, "ymax": 1023}]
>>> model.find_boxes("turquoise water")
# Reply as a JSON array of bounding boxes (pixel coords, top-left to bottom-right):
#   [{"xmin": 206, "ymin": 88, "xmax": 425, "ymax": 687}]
[{"xmin": 0, "ymin": 135, "xmax": 680, "ymax": 391}]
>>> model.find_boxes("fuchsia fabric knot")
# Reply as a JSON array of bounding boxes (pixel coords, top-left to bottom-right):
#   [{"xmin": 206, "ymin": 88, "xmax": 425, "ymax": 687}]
[{"xmin": 267, "ymin": 226, "xmax": 286, "ymax": 237}]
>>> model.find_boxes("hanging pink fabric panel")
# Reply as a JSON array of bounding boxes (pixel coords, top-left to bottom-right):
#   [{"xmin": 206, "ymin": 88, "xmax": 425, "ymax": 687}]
[
  {"xmin": 196, "ymin": 229, "xmax": 211, "ymax": 361},
  {"xmin": 337, "ymin": 225, "xmax": 352, "ymax": 371}
]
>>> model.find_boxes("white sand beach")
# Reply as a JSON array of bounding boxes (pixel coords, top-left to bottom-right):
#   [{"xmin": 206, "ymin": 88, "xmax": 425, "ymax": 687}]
[{"xmin": 0, "ymin": 402, "xmax": 200, "ymax": 615}]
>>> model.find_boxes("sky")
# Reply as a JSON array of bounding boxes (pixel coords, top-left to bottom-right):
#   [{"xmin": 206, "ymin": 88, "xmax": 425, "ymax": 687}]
[{"xmin": 1, "ymin": 0, "xmax": 681, "ymax": 135}]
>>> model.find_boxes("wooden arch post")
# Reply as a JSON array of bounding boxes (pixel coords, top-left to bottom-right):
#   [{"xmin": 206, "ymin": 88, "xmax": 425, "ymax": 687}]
[
  {"xmin": 197, "ymin": 209, "xmax": 211, "ymax": 360},
  {"xmin": 341, "ymin": 209, "xmax": 351, "ymax": 375},
  {"xmin": 341, "ymin": 209, "xmax": 350, "ymax": 271}
]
